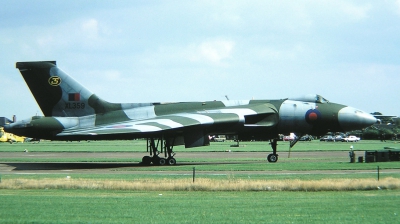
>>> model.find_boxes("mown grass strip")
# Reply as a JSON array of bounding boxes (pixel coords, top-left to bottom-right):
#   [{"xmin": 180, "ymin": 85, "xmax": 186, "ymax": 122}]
[
  {"xmin": 1, "ymin": 140, "xmax": 399, "ymax": 152},
  {"xmin": 0, "ymin": 189, "xmax": 398, "ymax": 223}
]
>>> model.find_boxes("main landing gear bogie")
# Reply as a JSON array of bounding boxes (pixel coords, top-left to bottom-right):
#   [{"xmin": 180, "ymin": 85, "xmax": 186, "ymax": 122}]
[
  {"xmin": 141, "ymin": 155, "xmax": 177, "ymax": 166},
  {"xmin": 141, "ymin": 137, "xmax": 178, "ymax": 166}
]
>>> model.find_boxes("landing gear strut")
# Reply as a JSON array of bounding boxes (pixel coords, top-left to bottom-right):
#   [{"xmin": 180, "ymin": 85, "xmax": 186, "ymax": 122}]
[
  {"xmin": 267, "ymin": 134, "xmax": 301, "ymax": 162},
  {"xmin": 141, "ymin": 137, "xmax": 177, "ymax": 166},
  {"xmin": 267, "ymin": 139, "xmax": 279, "ymax": 163}
]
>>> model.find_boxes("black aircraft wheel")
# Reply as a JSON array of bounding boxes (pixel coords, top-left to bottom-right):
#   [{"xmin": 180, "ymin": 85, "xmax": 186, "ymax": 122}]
[
  {"xmin": 141, "ymin": 156, "xmax": 152, "ymax": 165},
  {"xmin": 152, "ymin": 156, "xmax": 160, "ymax": 165},
  {"xmin": 158, "ymin": 157, "xmax": 166, "ymax": 166},
  {"xmin": 167, "ymin": 157, "xmax": 176, "ymax": 165},
  {"xmin": 267, "ymin": 154, "xmax": 278, "ymax": 163}
]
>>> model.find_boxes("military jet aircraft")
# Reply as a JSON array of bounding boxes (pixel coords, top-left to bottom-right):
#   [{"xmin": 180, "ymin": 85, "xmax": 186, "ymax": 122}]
[{"xmin": 4, "ymin": 61, "xmax": 377, "ymax": 165}]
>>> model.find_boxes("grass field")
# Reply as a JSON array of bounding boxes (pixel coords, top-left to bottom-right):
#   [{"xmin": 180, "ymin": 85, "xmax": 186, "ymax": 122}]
[
  {"xmin": 1, "ymin": 139, "xmax": 399, "ymax": 152},
  {"xmin": 1, "ymin": 140, "xmax": 400, "ymax": 223},
  {"xmin": 0, "ymin": 189, "xmax": 399, "ymax": 223}
]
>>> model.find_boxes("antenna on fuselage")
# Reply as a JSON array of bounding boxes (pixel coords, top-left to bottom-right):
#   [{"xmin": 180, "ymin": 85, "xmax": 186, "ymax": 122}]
[{"xmin": 225, "ymin": 95, "xmax": 229, "ymax": 100}]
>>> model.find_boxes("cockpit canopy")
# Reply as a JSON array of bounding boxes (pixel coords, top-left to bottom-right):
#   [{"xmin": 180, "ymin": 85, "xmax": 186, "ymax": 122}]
[{"xmin": 288, "ymin": 94, "xmax": 329, "ymax": 103}]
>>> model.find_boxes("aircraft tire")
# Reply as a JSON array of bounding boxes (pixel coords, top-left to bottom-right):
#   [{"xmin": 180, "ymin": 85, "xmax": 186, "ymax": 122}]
[
  {"xmin": 167, "ymin": 157, "xmax": 176, "ymax": 165},
  {"xmin": 141, "ymin": 156, "xmax": 152, "ymax": 165},
  {"xmin": 158, "ymin": 158, "xmax": 166, "ymax": 166},
  {"xmin": 267, "ymin": 154, "xmax": 278, "ymax": 163},
  {"xmin": 152, "ymin": 156, "xmax": 160, "ymax": 165}
]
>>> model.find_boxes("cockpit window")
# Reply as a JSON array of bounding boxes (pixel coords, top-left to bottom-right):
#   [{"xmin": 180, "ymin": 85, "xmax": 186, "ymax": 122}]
[
  {"xmin": 289, "ymin": 94, "xmax": 329, "ymax": 103},
  {"xmin": 316, "ymin": 95, "xmax": 329, "ymax": 103}
]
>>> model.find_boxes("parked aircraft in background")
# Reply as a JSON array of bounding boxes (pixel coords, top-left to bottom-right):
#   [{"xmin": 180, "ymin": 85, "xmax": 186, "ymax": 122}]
[
  {"xmin": 0, "ymin": 127, "xmax": 26, "ymax": 143},
  {"xmin": 4, "ymin": 61, "xmax": 376, "ymax": 164}
]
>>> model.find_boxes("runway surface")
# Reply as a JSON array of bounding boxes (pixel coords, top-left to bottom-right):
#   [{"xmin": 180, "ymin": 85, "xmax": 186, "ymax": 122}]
[{"xmin": 0, "ymin": 151, "xmax": 398, "ymax": 176}]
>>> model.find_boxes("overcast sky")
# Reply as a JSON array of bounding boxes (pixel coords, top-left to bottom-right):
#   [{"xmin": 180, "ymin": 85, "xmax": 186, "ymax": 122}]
[{"xmin": 1, "ymin": 0, "xmax": 400, "ymax": 120}]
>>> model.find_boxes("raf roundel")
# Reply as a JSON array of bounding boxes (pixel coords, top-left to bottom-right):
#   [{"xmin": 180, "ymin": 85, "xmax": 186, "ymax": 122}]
[{"xmin": 305, "ymin": 109, "xmax": 322, "ymax": 125}]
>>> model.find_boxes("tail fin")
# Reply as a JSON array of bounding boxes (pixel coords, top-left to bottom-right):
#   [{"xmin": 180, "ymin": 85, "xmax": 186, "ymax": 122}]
[{"xmin": 16, "ymin": 61, "xmax": 120, "ymax": 117}]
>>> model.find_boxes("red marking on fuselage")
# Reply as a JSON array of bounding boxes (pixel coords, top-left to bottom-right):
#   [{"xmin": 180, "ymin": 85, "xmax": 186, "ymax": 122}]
[{"xmin": 309, "ymin": 112, "xmax": 318, "ymax": 121}]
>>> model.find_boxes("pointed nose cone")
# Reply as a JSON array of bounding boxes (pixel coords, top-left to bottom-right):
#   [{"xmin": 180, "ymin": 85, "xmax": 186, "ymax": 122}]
[{"xmin": 338, "ymin": 107, "xmax": 377, "ymax": 131}]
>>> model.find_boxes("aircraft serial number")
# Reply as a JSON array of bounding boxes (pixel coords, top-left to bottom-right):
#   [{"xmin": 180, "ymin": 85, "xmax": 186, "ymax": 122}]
[{"xmin": 65, "ymin": 103, "xmax": 85, "ymax": 109}]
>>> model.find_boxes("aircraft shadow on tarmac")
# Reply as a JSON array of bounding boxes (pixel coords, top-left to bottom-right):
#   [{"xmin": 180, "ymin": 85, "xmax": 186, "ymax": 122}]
[{"xmin": 4, "ymin": 161, "xmax": 247, "ymax": 170}]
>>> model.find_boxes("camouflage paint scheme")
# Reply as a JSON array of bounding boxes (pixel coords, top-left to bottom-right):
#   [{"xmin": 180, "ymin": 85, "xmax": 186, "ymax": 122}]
[{"xmin": 4, "ymin": 61, "xmax": 376, "ymax": 163}]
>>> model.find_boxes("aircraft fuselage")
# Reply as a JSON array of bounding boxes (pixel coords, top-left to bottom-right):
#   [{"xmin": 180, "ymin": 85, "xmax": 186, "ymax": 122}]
[{"xmin": 5, "ymin": 97, "xmax": 375, "ymax": 142}]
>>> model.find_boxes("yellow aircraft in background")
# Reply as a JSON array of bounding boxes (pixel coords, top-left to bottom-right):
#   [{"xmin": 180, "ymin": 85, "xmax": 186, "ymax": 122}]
[{"xmin": 0, "ymin": 127, "xmax": 26, "ymax": 143}]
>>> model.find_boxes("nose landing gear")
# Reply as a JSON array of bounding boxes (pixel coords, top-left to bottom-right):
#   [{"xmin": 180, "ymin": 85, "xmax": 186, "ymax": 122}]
[
  {"xmin": 267, "ymin": 139, "xmax": 279, "ymax": 163},
  {"xmin": 267, "ymin": 134, "xmax": 301, "ymax": 162}
]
